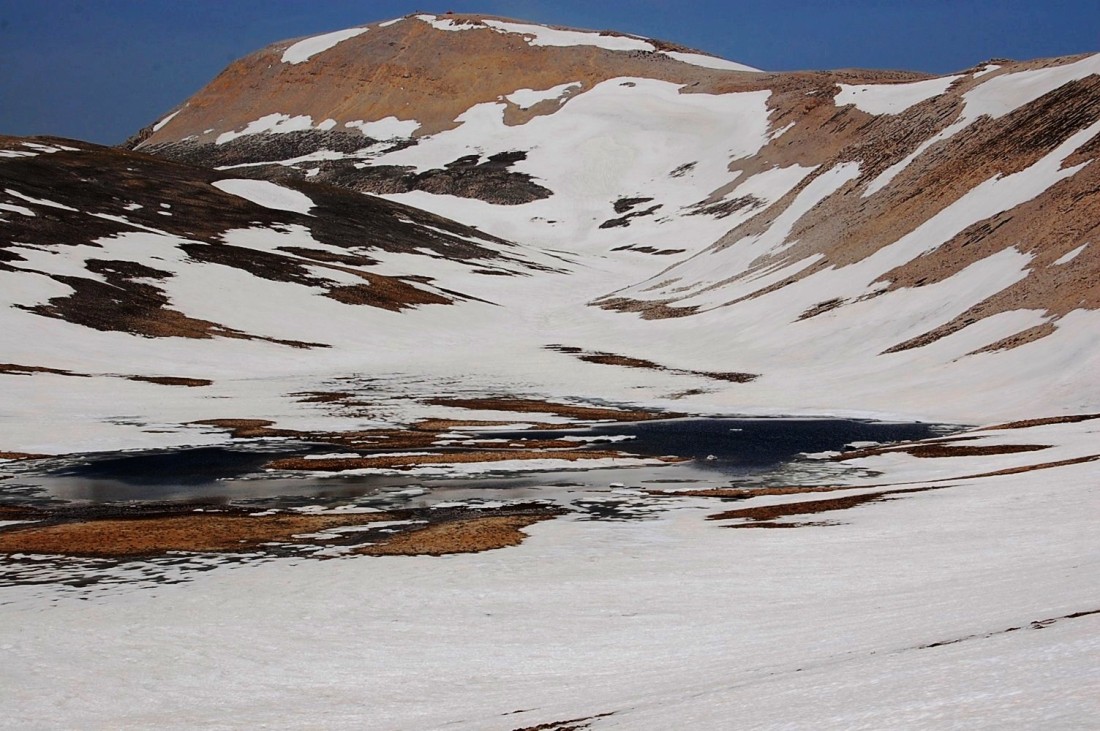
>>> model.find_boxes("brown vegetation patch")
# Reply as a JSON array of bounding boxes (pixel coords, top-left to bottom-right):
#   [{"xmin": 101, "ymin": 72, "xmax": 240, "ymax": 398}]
[
  {"xmin": 953, "ymin": 454, "xmax": 1099, "ymax": 480},
  {"xmin": 323, "ymin": 273, "xmax": 453, "ymax": 311},
  {"xmin": 189, "ymin": 418, "xmax": 299, "ymax": 439},
  {"xmin": 707, "ymin": 486, "xmax": 941, "ymax": 524},
  {"xmin": 798, "ymin": 297, "xmax": 846, "ymax": 320},
  {"xmin": 726, "ymin": 521, "xmax": 834, "ymax": 529},
  {"xmin": 0, "ymin": 452, "xmax": 48, "ymax": 461},
  {"xmin": 293, "ymin": 391, "xmax": 358, "ymax": 404},
  {"xmin": 593, "ymin": 296, "xmax": 699, "ymax": 320},
  {"xmin": 610, "ymin": 244, "xmax": 686, "ymax": 256},
  {"xmin": 0, "ymin": 363, "xmax": 85, "ymax": 377},
  {"xmin": 982, "ymin": 413, "xmax": 1100, "ymax": 430},
  {"xmin": 412, "ymin": 418, "xmax": 517, "ymax": 431},
  {"xmin": 126, "ymin": 375, "xmax": 212, "ymax": 387},
  {"xmin": 546, "ymin": 345, "xmax": 758, "ymax": 383},
  {"xmin": 0, "ymin": 500, "xmax": 566, "ymax": 559},
  {"xmin": 356, "ymin": 514, "xmax": 553, "ymax": 556},
  {"xmin": 687, "ymin": 194, "xmax": 764, "ymax": 219},
  {"xmin": 0, "ymin": 505, "xmax": 44, "ymax": 520},
  {"xmin": 648, "ymin": 484, "xmax": 859, "ymax": 499},
  {"xmin": 833, "ymin": 443, "xmax": 1050, "ymax": 461},
  {"xmin": 511, "ymin": 711, "xmax": 614, "ymax": 731},
  {"xmin": 425, "ymin": 397, "xmax": 677, "ymax": 422},
  {"xmin": 0, "ymin": 510, "xmax": 399, "ymax": 558}
]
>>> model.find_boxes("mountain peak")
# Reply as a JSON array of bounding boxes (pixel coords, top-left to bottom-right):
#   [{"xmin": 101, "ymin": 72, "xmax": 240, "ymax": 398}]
[{"xmin": 134, "ymin": 13, "xmax": 763, "ymax": 149}]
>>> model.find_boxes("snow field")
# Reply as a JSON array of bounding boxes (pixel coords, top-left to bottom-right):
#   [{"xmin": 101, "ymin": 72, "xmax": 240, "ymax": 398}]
[{"xmin": 2, "ymin": 417, "xmax": 1096, "ymax": 729}]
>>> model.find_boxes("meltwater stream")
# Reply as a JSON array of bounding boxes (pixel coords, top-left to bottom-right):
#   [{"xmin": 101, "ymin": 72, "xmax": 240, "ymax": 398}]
[{"xmin": 2, "ymin": 418, "xmax": 949, "ymax": 511}]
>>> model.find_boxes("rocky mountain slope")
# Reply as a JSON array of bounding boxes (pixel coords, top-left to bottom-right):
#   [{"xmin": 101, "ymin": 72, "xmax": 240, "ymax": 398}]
[{"xmin": 2, "ymin": 13, "xmax": 1098, "ymax": 451}]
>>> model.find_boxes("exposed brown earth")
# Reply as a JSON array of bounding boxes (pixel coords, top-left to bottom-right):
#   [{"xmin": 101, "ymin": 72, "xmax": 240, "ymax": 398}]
[
  {"xmin": 982, "ymin": 413, "xmax": 1100, "ymax": 430},
  {"xmin": 546, "ymin": 344, "xmax": 758, "ymax": 383},
  {"xmin": 951, "ymin": 454, "xmax": 1100, "ymax": 480},
  {"xmin": 648, "ymin": 484, "xmax": 860, "ymax": 499},
  {"xmin": 0, "ymin": 363, "xmax": 86, "ymax": 377},
  {"xmin": 707, "ymin": 486, "xmax": 942, "ymax": 524},
  {"xmin": 511, "ymin": 711, "xmax": 614, "ymax": 731},
  {"xmin": 2, "ymin": 364, "xmax": 212, "ymax": 388},
  {"xmin": 190, "ymin": 418, "xmax": 300, "ymax": 439},
  {"xmin": 0, "ymin": 505, "xmax": 43, "ymax": 519},
  {"xmin": 426, "ymin": 396, "xmax": 680, "ymax": 422},
  {"xmin": 832, "ymin": 443, "xmax": 1050, "ymax": 461},
  {"xmin": 0, "ymin": 510, "xmax": 398, "ymax": 557},
  {"xmin": 356, "ymin": 514, "xmax": 553, "ymax": 556},
  {"xmin": 0, "ymin": 503, "xmax": 566, "ymax": 559},
  {"xmin": 0, "ymin": 452, "xmax": 47, "ymax": 461},
  {"xmin": 125, "ymin": 376, "xmax": 212, "ymax": 387}
]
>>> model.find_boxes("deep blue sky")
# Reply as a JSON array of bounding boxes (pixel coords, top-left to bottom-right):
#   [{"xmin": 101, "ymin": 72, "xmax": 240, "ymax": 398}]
[{"xmin": 2, "ymin": 0, "xmax": 1097, "ymax": 144}]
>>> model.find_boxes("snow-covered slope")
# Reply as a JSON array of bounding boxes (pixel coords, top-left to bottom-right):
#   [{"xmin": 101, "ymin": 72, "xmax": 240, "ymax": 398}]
[{"xmin": 13, "ymin": 17, "xmax": 1094, "ymax": 448}]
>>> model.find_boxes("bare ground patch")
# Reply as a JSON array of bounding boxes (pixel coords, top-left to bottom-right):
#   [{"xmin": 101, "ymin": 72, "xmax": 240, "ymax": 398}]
[
  {"xmin": 832, "ymin": 443, "xmax": 1050, "ymax": 461},
  {"xmin": 356, "ymin": 514, "xmax": 553, "ymax": 557},
  {"xmin": 0, "ymin": 510, "xmax": 398, "ymax": 558},
  {"xmin": 125, "ymin": 375, "xmax": 212, "ymax": 387},
  {"xmin": 0, "ymin": 452, "xmax": 48, "ymax": 461},
  {"xmin": 546, "ymin": 344, "xmax": 758, "ymax": 383},
  {"xmin": 648, "ymin": 484, "xmax": 862, "ymax": 499},
  {"xmin": 0, "ymin": 363, "xmax": 87, "ymax": 377},
  {"xmin": 707, "ymin": 486, "xmax": 944, "ymax": 525},
  {"xmin": 982, "ymin": 413, "xmax": 1100, "ymax": 430},
  {"xmin": 0, "ymin": 503, "xmax": 565, "ymax": 559},
  {"xmin": 425, "ymin": 396, "xmax": 679, "ymax": 423}
]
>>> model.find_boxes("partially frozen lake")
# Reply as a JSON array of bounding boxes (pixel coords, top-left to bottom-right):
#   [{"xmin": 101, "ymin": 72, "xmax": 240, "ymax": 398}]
[{"xmin": 3, "ymin": 418, "xmax": 949, "ymax": 511}]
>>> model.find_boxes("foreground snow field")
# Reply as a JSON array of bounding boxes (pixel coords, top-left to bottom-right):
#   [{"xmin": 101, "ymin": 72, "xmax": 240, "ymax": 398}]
[{"xmin": 2, "ymin": 418, "xmax": 1097, "ymax": 729}]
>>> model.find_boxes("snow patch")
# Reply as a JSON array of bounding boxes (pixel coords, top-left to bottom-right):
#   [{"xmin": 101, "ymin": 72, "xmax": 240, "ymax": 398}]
[
  {"xmin": 506, "ymin": 82, "xmax": 581, "ymax": 110},
  {"xmin": 0, "ymin": 203, "xmax": 35, "ymax": 217},
  {"xmin": 835, "ymin": 75, "xmax": 959, "ymax": 115},
  {"xmin": 216, "ymin": 113, "xmax": 315, "ymax": 145},
  {"xmin": 662, "ymin": 51, "xmax": 761, "ymax": 73},
  {"xmin": 151, "ymin": 110, "xmax": 180, "ymax": 132},
  {"xmin": 281, "ymin": 27, "xmax": 368, "ymax": 65},
  {"xmin": 212, "ymin": 179, "xmax": 315, "ymax": 215},
  {"xmin": 344, "ymin": 117, "xmax": 421, "ymax": 139},
  {"xmin": 1053, "ymin": 243, "xmax": 1088, "ymax": 266},
  {"xmin": 5, "ymin": 188, "xmax": 78, "ymax": 212}
]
